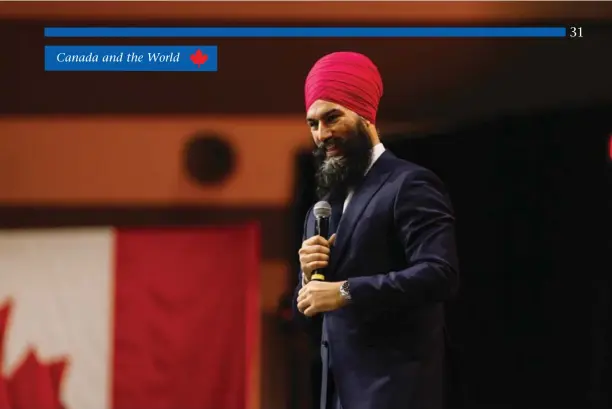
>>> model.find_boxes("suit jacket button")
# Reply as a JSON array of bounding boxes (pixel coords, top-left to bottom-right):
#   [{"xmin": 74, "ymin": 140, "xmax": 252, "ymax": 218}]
[{"xmin": 321, "ymin": 340, "xmax": 329, "ymax": 347}]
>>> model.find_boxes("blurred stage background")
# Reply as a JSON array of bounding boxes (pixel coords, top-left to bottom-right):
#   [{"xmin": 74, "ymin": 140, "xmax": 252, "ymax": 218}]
[{"xmin": 0, "ymin": 2, "xmax": 611, "ymax": 409}]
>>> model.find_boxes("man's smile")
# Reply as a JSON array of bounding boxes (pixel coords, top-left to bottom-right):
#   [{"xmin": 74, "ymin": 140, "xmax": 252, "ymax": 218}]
[{"xmin": 326, "ymin": 146, "xmax": 341, "ymax": 156}]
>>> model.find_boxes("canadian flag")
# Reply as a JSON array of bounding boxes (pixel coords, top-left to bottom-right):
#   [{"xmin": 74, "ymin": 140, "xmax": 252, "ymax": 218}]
[{"xmin": 0, "ymin": 225, "xmax": 260, "ymax": 409}]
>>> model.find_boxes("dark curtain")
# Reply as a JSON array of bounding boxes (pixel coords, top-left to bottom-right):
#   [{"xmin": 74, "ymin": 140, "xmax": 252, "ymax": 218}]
[
  {"xmin": 387, "ymin": 104, "xmax": 610, "ymax": 408},
  {"xmin": 289, "ymin": 104, "xmax": 611, "ymax": 409}
]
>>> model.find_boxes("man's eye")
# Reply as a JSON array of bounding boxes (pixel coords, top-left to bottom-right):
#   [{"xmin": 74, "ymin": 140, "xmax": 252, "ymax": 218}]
[{"xmin": 327, "ymin": 116, "xmax": 339, "ymax": 123}]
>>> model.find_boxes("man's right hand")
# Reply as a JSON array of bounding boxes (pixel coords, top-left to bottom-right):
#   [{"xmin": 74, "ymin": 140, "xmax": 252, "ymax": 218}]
[{"xmin": 299, "ymin": 234, "xmax": 336, "ymax": 285}]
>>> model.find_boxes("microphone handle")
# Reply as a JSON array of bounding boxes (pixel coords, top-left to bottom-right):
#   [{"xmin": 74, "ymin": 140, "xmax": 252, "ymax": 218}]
[{"xmin": 311, "ymin": 216, "xmax": 330, "ymax": 281}]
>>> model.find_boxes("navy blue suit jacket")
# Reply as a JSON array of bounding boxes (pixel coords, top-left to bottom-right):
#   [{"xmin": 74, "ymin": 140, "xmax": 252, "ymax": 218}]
[{"xmin": 294, "ymin": 150, "xmax": 459, "ymax": 409}]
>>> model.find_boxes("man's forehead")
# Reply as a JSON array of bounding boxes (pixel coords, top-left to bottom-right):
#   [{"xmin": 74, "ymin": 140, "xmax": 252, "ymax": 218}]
[{"xmin": 306, "ymin": 100, "xmax": 349, "ymax": 120}]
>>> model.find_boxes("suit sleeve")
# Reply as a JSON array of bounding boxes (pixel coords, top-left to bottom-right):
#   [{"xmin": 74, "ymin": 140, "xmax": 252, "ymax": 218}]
[{"xmin": 348, "ymin": 169, "xmax": 459, "ymax": 308}]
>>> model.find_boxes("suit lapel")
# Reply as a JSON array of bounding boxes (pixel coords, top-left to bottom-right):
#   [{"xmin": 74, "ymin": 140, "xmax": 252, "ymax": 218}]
[{"xmin": 329, "ymin": 151, "xmax": 395, "ymax": 273}]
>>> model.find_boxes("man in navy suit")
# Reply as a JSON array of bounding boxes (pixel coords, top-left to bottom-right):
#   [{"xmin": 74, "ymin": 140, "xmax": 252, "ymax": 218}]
[{"xmin": 294, "ymin": 51, "xmax": 459, "ymax": 409}]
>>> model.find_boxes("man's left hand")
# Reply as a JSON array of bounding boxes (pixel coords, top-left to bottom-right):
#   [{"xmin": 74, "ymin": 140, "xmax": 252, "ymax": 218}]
[{"xmin": 297, "ymin": 280, "xmax": 348, "ymax": 317}]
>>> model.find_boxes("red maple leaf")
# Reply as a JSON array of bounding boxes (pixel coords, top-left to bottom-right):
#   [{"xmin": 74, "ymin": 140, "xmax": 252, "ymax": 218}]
[
  {"xmin": 0, "ymin": 299, "xmax": 69, "ymax": 409},
  {"xmin": 189, "ymin": 49, "xmax": 209, "ymax": 68}
]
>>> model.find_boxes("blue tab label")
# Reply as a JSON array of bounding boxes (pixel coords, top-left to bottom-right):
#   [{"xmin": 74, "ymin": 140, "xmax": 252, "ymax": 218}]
[{"xmin": 45, "ymin": 45, "xmax": 218, "ymax": 71}]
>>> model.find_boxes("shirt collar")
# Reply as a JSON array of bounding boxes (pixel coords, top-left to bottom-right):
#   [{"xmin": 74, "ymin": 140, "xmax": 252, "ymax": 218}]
[
  {"xmin": 365, "ymin": 143, "xmax": 386, "ymax": 175},
  {"xmin": 343, "ymin": 143, "xmax": 386, "ymax": 202}
]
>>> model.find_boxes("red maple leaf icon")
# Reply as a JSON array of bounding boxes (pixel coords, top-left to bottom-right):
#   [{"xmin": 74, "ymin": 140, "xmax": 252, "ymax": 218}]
[
  {"xmin": 0, "ymin": 299, "xmax": 69, "ymax": 409},
  {"xmin": 189, "ymin": 49, "xmax": 209, "ymax": 68}
]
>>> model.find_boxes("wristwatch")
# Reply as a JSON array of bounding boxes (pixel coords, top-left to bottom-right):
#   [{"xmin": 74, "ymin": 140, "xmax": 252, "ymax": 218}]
[{"xmin": 339, "ymin": 281, "xmax": 352, "ymax": 301}]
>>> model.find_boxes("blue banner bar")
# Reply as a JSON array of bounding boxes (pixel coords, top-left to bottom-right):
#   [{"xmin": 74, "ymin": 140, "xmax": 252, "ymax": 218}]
[
  {"xmin": 44, "ymin": 27, "xmax": 567, "ymax": 38},
  {"xmin": 44, "ymin": 45, "xmax": 218, "ymax": 71}
]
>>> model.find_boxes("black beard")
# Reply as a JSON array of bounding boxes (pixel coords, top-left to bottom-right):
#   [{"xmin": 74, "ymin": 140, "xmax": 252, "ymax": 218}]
[{"xmin": 313, "ymin": 120, "xmax": 374, "ymax": 200}]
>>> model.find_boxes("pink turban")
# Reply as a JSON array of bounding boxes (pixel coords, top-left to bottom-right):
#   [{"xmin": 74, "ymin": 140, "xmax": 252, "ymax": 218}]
[{"xmin": 304, "ymin": 51, "xmax": 384, "ymax": 124}]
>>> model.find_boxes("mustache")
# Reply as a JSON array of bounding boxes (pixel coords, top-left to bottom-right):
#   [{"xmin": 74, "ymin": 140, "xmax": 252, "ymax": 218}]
[
  {"xmin": 314, "ymin": 138, "xmax": 350, "ymax": 160},
  {"xmin": 318, "ymin": 138, "xmax": 345, "ymax": 151}
]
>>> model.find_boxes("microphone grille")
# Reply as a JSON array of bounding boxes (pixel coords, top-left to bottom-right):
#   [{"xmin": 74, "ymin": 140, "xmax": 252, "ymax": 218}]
[{"xmin": 313, "ymin": 201, "xmax": 332, "ymax": 218}]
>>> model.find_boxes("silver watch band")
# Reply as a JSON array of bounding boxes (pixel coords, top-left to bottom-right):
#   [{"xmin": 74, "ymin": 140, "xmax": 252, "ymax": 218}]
[{"xmin": 340, "ymin": 281, "xmax": 352, "ymax": 301}]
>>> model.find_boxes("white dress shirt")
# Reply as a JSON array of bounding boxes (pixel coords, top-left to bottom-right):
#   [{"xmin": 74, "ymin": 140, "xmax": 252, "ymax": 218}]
[{"xmin": 343, "ymin": 142, "xmax": 386, "ymax": 212}]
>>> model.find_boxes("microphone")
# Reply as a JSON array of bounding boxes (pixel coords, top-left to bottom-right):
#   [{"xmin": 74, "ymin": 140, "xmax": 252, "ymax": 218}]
[{"xmin": 311, "ymin": 201, "xmax": 332, "ymax": 281}]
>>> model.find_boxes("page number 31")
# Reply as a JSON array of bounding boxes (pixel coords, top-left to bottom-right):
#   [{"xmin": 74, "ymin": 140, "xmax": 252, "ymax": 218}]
[{"xmin": 569, "ymin": 27, "xmax": 583, "ymax": 38}]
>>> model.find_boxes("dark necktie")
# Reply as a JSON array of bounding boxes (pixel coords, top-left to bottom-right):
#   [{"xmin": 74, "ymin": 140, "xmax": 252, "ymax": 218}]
[{"xmin": 329, "ymin": 193, "xmax": 345, "ymax": 235}]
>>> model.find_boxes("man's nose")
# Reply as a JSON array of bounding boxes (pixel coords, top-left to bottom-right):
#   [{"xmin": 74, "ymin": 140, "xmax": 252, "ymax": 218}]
[{"xmin": 318, "ymin": 123, "xmax": 333, "ymax": 142}]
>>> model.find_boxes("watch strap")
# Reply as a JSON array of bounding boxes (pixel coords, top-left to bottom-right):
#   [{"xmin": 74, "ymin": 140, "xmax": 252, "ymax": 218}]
[{"xmin": 340, "ymin": 281, "xmax": 352, "ymax": 301}]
